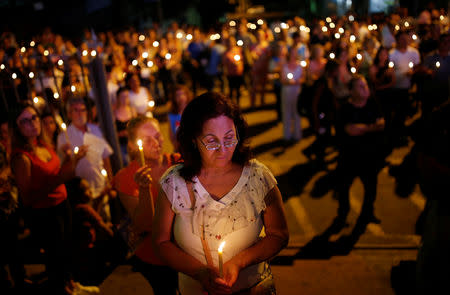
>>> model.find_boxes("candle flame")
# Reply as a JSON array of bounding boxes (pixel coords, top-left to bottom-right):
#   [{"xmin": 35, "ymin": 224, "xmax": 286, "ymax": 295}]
[
  {"xmin": 101, "ymin": 169, "xmax": 108, "ymax": 177},
  {"xmin": 137, "ymin": 139, "xmax": 143, "ymax": 149},
  {"xmin": 61, "ymin": 123, "xmax": 67, "ymax": 130},
  {"xmin": 218, "ymin": 241, "xmax": 226, "ymax": 253},
  {"xmin": 74, "ymin": 146, "xmax": 79, "ymax": 155}
]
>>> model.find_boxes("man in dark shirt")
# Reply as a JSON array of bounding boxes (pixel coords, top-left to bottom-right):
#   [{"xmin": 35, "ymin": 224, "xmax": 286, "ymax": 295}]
[{"xmin": 335, "ymin": 75, "xmax": 386, "ymax": 226}]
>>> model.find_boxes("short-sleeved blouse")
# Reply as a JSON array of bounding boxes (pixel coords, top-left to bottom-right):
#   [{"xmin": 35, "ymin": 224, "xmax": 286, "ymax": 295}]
[{"xmin": 160, "ymin": 159, "xmax": 277, "ymax": 294}]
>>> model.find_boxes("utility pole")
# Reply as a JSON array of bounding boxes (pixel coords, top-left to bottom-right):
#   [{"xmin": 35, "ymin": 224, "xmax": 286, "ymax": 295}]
[{"xmin": 89, "ymin": 57, "xmax": 123, "ymax": 173}]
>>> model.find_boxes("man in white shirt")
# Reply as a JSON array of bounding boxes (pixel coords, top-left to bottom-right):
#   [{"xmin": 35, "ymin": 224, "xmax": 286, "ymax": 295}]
[
  {"xmin": 57, "ymin": 97, "xmax": 114, "ymax": 221},
  {"xmin": 388, "ymin": 31, "xmax": 420, "ymax": 145}
]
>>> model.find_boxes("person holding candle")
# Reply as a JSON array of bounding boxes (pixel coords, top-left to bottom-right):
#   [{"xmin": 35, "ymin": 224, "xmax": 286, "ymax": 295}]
[
  {"xmin": 280, "ymin": 46, "xmax": 304, "ymax": 144},
  {"xmin": 57, "ymin": 97, "xmax": 114, "ymax": 224},
  {"xmin": 126, "ymin": 73, "xmax": 155, "ymax": 117},
  {"xmin": 9, "ymin": 101, "xmax": 94, "ymax": 294},
  {"xmin": 153, "ymin": 92, "xmax": 289, "ymax": 295},
  {"xmin": 419, "ymin": 33, "xmax": 449, "ymax": 116},
  {"xmin": 334, "ymin": 75, "xmax": 386, "ymax": 229},
  {"xmin": 222, "ymin": 36, "xmax": 245, "ymax": 107},
  {"xmin": 368, "ymin": 46, "xmax": 396, "ymax": 145},
  {"xmin": 112, "ymin": 115, "xmax": 181, "ymax": 295},
  {"xmin": 388, "ymin": 30, "xmax": 420, "ymax": 145}
]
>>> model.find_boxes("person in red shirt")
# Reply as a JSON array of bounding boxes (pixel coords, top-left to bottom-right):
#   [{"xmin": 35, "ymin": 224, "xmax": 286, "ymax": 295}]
[
  {"xmin": 113, "ymin": 116, "xmax": 181, "ymax": 295},
  {"xmin": 9, "ymin": 101, "xmax": 90, "ymax": 294}
]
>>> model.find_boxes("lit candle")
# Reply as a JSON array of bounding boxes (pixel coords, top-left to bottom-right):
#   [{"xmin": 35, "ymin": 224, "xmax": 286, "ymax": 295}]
[
  {"xmin": 137, "ymin": 139, "xmax": 145, "ymax": 166},
  {"xmin": 408, "ymin": 61, "xmax": 414, "ymax": 69},
  {"xmin": 435, "ymin": 61, "xmax": 440, "ymax": 68},
  {"xmin": 74, "ymin": 146, "xmax": 79, "ymax": 155},
  {"xmin": 60, "ymin": 122, "xmax": 70, "ymax": 144},
  {"xmin": 388, "ymin": 61, "xmax": 394, "ymax": 68},
  {"xmin": 101, "ymin": 169, "xmax": 108, "ymax": 178},
  {"xmin": 287, "ymin": 73, "xmax": 293, "ymax": 80},
  {"xmin": 234, "ymin": 54, "xmax": 241, "ymax": 61},
  {"xmin": 218, "ymin": 241, "xmax": 226, "ymax": 278},
  {"xmin": 300, "ymin": 60, "xmax": 307, "ymax": 68}
]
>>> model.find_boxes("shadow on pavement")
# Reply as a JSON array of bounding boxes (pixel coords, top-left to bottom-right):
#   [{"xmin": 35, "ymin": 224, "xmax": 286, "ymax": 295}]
[
  {"xmin": 252, "ymin": 138, "xmax": 286, "ymax": 156},
  {"xmin": 271, "ymin": 216, "xmax": 371, "ymax": 265},
  {"xmin": 276, "ymin": 161, "xmax": 325, "ymax": 202},
  {"xmin": 247, "ymin": 119, "xmax": 279, "ymax": 139}
]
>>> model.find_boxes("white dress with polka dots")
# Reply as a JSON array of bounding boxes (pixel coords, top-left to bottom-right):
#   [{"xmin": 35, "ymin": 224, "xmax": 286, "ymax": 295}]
[{"xmin": 160, "ymin": 159, "xmax": 277, "ymax": 294}]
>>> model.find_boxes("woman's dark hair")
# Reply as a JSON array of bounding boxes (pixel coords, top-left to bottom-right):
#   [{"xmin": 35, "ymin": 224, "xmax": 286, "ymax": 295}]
[
  {"xmin": 373, "ymin": 46, "xmax": 389, "ymax": 67},
  {"xmin": 324, "ymin": 59, "xmax": 340, "ymax": 77},
  {"xmin": 169, "ymin": 84, "xmax": 193, "ymax": 114},
  {"xmin": 41, "ymin": 110, "xmax": 59, "ymax": 147},
  {"xmin": 177, "ymin": 91, "xmax": 252, "ymax": 181},
  {"xmin": 9, "ymin": 100, "xmax": 44, "ymax": 152}
]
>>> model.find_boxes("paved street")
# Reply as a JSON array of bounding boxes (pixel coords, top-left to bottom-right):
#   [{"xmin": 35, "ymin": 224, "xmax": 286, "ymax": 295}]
[
  {"xmin": 22, "ymin": 89, "xmax": 424, "ymax": 295},
  {"xmin": 97, "ymin": 90, "xmax": 424, "ymax": 295}
]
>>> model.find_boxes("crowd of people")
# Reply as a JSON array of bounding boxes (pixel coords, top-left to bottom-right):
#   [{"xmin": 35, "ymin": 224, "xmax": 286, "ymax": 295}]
[{"xmin": 0, "ymin": 3, "xmax": 449, "ymax": 295}]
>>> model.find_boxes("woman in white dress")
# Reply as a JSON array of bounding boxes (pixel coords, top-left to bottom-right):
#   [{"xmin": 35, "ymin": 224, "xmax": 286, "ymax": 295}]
[{"xmin": 153, "ymin": 92, "xmax": 289, "ymax": 295}]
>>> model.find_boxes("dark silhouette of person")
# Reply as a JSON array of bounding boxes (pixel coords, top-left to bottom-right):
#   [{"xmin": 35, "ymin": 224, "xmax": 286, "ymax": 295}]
[{"xmin": 334, "ymin": 75, "xmax": 386, "ymax": 227}]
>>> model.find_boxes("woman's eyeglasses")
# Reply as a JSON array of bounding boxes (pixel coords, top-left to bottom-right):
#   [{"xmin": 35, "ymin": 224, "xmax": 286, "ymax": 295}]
[{"xmin": 200, "ymin": 131, "xmax": 239, "ymax": 151}]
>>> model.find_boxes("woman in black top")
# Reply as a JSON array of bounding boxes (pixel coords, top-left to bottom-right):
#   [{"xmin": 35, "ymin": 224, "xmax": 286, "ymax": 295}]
[{"xmin": 335, "ymin": 75, "xmax": 386, "ymax": 226}]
